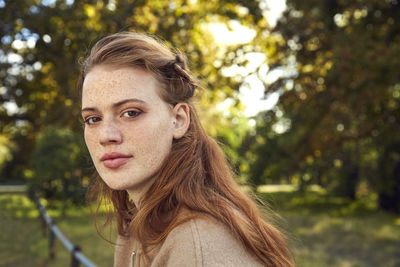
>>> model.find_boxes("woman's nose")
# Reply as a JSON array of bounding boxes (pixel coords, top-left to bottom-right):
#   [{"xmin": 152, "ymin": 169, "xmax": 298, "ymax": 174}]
[{"xmin": 99, "ymin": 120, "xmax": 122, "ymax": 146}]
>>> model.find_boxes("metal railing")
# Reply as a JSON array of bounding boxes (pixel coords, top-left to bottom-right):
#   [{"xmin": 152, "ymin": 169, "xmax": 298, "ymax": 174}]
[
  {"xmin": 35, "ymin": 197, "xmax": 97, "ymax": 267},
  {"xmin": 0, "ymin": 184, "xmax": 26, "ymax": 193}
]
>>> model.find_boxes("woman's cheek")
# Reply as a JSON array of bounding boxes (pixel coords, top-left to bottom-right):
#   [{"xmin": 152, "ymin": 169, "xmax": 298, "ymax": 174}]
[{"xmin": 84, "ymin": 129, "xmax": 98, "ymax": 159}]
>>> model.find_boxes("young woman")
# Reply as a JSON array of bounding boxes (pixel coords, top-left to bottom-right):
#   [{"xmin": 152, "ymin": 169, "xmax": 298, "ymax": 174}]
[{"xmin": 79, "ymin": 32, "xmax": 295, "ymax": 267}]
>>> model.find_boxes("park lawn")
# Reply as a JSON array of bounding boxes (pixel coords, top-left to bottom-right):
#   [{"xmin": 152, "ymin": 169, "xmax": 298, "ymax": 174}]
[
  {"xmin": 260, "ymin": 191, "xmax": 400, "ymax": 267},
  {"xmin": 1, "ymin": 191, "xmax": 400, "ymax": 267},
  {"xmin": 0, "ymin": 194, "xmax": 115, "ymax": 267}
]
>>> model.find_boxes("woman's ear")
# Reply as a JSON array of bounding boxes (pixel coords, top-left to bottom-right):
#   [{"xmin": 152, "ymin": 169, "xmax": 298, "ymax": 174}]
[{"xmin": 172, "ymin": 103, "xmax": 190, "ymax": 139}]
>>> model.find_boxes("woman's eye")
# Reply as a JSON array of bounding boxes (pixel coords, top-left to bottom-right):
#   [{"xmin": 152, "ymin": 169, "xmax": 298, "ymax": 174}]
[
  {"xmin": 122, "ymin": 110, "xmax": 141, "ymax": 118},
  {"xmin": 84, "ymin": 116, "xmax": 101, "ymax": 125}
]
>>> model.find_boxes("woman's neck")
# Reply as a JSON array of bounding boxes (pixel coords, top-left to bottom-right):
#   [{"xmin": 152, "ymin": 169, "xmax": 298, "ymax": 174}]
[{"xmin": 126, "ymin": 177, "xmax": 156, "ymax": 208}]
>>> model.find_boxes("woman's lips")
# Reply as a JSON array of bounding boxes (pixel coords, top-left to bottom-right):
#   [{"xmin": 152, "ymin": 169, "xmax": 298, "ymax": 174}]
[
  {"xmin": 101, "ymin": 152, "xmax": 132, "ymax": 169},
  {"xmin": 103, "ymin": 157, "xmax": 131, "ymax": 169}
]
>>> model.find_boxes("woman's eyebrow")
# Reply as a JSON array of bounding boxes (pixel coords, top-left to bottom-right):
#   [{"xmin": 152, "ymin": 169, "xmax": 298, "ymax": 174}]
[
  {"xmin": 112, "ymin": 98, "xmax": 146, "ymax": 109},
  {"xmin": 81, "ymin": 107, "xmax": 97, "ymax": 114},
  {"xmin": 81, "ymin": 98, "xmax": 147, "ymax": 115}
]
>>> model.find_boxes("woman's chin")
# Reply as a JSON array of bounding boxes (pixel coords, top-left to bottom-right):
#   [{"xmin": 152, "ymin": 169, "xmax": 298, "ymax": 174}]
[{"xmin": 103, "ymin": 180, "xmax": 130, "ymax": 191}]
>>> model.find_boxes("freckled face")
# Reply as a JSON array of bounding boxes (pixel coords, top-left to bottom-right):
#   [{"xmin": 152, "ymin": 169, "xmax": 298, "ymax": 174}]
[{"xmin": 81, "ymin": 65, "xmax": 175, "ymax": 197}]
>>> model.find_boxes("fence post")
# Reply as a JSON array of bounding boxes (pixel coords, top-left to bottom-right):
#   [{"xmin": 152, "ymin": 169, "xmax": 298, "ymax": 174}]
[
  {"xmin": 40, "ymin": 214, "xmax": 47, "ymax": 236},
  {"xmin": 71, "ymin": 245, "xmax": 81, "ymax": 267},
  {"xmin": 49, "ymin": 227, "xmax": 56, "ymax": 259},
  {"xmin": 37, "ymin": 197, "xmax": 47, "ymax": 237}
]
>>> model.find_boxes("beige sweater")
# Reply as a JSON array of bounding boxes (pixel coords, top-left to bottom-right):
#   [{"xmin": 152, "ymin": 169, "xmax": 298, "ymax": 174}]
[{"xmin": 114, "ymin": 216, "xmax": 265, "ymax": 267}]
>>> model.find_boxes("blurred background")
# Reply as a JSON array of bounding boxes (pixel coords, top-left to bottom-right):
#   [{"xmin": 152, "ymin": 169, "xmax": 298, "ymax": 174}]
[{"xmin": 1, "ymin": 0, "xmax": 399, "ymax": 266}]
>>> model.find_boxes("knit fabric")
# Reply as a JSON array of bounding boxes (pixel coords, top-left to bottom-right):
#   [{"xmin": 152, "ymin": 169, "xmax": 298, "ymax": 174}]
[{"xmin": 114, "ymin": 217, "xmax": 265, "ymax": 267}]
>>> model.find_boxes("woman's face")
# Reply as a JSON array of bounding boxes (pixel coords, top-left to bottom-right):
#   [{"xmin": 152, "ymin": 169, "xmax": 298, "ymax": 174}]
[{"xmin": 81, "ymin": 65, "xmax": 176, "ymax": 198}]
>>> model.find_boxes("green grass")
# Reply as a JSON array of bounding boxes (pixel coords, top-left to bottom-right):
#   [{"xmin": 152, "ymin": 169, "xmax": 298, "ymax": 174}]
[
  {"xmin": 1, "ymin": 192, "xmax": 400, "ymax": 267},
  {"xmin": 0, "ymin": 194, "xmax": 114, "ymax": 267},
  {"xmin": 261, "ymin": 191, "xmax": 400, "ymax": 267}
]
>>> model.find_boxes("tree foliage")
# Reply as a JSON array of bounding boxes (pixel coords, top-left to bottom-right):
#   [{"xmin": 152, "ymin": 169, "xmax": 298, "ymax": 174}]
[
  {"xmin": 0, "ymin": 0, "xmax": 264, "ymax": 192},
  {"xmin": 2, "ymin": 0, "xmax": 399, "ymax": 213},
  {"xmin": 28, "ymin": 127, "xmax": 89, "ymax": 214},
  {"xmin": 248, "ymin": 0, "xmax": 400, "ymax": 211}
]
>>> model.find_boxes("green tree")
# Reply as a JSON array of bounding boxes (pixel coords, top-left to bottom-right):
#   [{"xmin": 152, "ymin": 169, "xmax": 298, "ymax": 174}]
[
  {"xmin": 248, "ymin": 0, "xmax": 400, "ymax": 211},
  {"xmin": 28, "ymin": 127, "xmax": 90, "ymax": 215},
  {"xmin": 1, "ymin": 1, "xmax": 268, "ymax": 200}
]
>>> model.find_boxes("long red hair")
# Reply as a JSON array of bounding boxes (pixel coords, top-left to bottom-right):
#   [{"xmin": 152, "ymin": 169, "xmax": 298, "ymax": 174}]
[{"xmin": 79, "ymin": 32, "xmax": 295, "ymax": 266}]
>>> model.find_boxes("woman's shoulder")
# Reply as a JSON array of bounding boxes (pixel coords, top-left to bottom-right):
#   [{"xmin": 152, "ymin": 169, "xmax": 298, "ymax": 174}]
[{"xmin": 151, "ymin": 215, "xmax": 264, "ymax": 266}]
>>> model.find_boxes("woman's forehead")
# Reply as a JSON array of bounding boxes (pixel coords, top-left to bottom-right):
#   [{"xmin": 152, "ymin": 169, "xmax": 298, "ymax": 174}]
[{"xmin": 81, "ymin": 65, "xmax": 164, "ymax": 106}]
